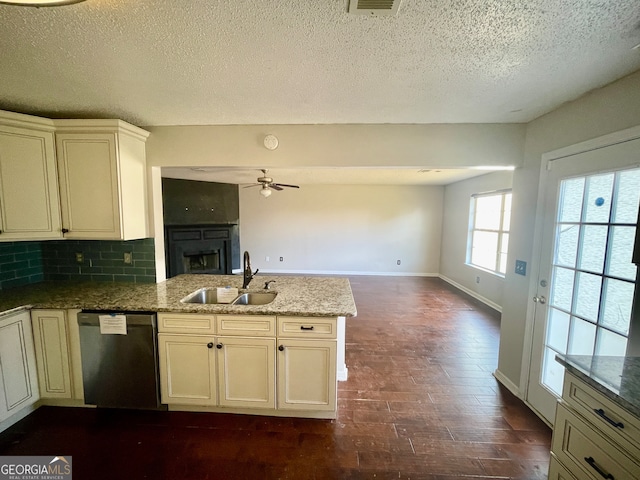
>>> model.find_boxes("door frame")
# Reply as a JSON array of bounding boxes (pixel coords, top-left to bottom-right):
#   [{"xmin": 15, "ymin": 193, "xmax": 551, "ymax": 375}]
[{"xmin": 519, "ymin": 124, "xmax": 640, "ymax": 422}]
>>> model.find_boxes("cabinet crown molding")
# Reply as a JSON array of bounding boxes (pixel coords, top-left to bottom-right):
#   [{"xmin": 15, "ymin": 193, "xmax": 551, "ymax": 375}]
[{"xmin": 0, "ymin": 110, "xmax": 56, "ymax": 132}]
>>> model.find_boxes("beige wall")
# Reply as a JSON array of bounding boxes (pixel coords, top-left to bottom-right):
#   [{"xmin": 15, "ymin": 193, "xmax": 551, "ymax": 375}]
[
  {"xmin": 440, "ymin": 171, "xmax": 513, "ymax": 310},
  {"xmin": 497, "ymin": 69, "xmax": 640, "ymax": 393},
  {"xmin": 239, "ymin": 184, "xmax": 443, "ymax": 275},
  {"xmin": 145, "ymin": 123, "xmax": 525, "ymax": 169}
]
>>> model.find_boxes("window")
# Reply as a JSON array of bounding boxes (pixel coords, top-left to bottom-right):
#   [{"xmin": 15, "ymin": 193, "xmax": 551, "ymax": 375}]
[{"xmin": 468, "ymin": 190, "xmax": 512, "ymax": 275}]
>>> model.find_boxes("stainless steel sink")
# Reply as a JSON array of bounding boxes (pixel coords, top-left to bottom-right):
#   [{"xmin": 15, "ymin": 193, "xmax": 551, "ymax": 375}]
[
  {"xmin": 180, "ymin": 288, "xmax": 225, "ymax": 304},
  {"xmin": 231, "ymin": 292, "xmax": 277, "ymax": 305}
]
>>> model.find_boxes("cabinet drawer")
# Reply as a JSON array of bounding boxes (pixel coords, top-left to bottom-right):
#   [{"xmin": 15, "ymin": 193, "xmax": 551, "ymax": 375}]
[
  {"xmin": 563, "ymin": 372, "xmax": 640, "ymax": 457},
  {"xmin": 217, "ymin": 315, "xmax": 276, "ymax": 337},
  {"xmin": 157, "ymin": 313, "xmax": 216, "ymax": 334},
  {"xmin": 548, "ymin": 455, "xmax": 578, "ymax": 480},
  {"xmin": 552, "ymin": 403, "xmax": 640, "ymax": 480},
  {"xmin": 278, "ymin": 317, "xmax": 337, "ymax": 339}
]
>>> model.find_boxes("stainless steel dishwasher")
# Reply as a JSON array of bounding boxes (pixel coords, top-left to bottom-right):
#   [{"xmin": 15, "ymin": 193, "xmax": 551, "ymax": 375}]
[{"xmin": 78, "ymin": 311, "xmax": 163, "ymax": 410}]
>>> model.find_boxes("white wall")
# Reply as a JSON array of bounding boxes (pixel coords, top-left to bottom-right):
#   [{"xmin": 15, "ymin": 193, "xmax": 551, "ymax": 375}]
[
  {"xmin": 239, "ymin": 184, "xmax": 443, "ymax": 275},
  {"xmin": 440, "ymin": 171, "xmax": 513, "ymax": 311},
  {"xmin": 497, "ymin": 69, "xmax": 640, "ymax": 394}
]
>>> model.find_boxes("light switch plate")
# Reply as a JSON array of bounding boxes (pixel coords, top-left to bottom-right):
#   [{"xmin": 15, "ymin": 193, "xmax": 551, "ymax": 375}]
[{"xmin": 515, "ymin": 260, "xmax": 527, "ymax": 276}]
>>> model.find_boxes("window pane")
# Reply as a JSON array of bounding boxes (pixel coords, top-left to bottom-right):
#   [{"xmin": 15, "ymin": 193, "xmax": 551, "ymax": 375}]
[
  {"xmin": 547, "ymin": 308, "xmax": 570, "ymax": 354},
  {"xmin": 584, "ymin": 173, "xmax": 614, "ymax": 224},
  {"xmin": 502, "ymin": 194, "xmax": 512, "ymax": 231},
  {"xmin": 578, "ymin": 225, "xmax": 607, "ymax": 274},
  {"xmin": 542, "ymin": 347, "xmax": 564, "ymax": 396},
  {"xmin": 559, "ymin": 177, "xmax": 585, "ymax": 223},
  {"xmin": 475, "ymin": 195, "xmax": 502, "ymax": 230},
  {"xmin": 607, "ymin": 226, "xmax": 638, "ymax": 281},
  {"xmin": 612, "ymin": 168, "xmax": 640, "ymax": 224},
  {"xmin": 568, "ymin": 318, "xmax": 596, "ymax": 355},
  {"xmin": 601, "ymin": 278, "xmax": 634, "ymax": 336},
  {"xmin": 551, "ymin": 267, "xmax": 575, "ymax": 312},
  {"xmin": 471, "ymin": 231, "xmax": 498, "ymax": 270},
  {"xmin": 555, "ymin": 224, "xmax": 579, "ymax": 268},
  {"xmin": 595, "ymin": 329, "xmax": 628, "ymax": 356},
  {"xmin": 574, "ymin": 272, "xmax": 602, "ymax": 322}
]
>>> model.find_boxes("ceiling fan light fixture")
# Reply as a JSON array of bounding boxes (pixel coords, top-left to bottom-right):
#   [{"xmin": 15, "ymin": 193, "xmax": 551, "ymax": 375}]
[
  {"xmin": 0, "ymin": 0, "xmax": 85, "ymax": 4},
  {"xmin": 259, "ymin": 185, "xmax": 272, "ymax": 198}
]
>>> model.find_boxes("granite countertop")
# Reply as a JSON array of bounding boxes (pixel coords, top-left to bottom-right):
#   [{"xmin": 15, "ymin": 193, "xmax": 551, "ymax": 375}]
[
  {"xmin": 556, "ymin": 354, "xmax": 640, "ymax": 417},
  {"xmin": 0, "ymin": 275, "xmax": 358, "ymax": 318}
]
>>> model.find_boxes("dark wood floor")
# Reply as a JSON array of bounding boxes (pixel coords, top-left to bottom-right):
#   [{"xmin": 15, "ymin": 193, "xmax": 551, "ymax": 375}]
[{"xmin": 0, "ymin": 276, "xmax": 551, "ymax": 479}]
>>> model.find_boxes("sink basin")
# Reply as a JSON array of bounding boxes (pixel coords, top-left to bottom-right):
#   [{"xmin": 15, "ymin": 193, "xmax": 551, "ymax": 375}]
[
  {"xmin": 180, "ymin": 288, "xmax": 225, "ymax": 304},
  {"xmin": 231, "ymin": 292, "xmax": 277, "ymax": 305}
]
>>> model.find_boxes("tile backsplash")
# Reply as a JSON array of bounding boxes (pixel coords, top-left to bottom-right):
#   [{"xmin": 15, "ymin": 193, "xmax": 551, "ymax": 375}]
[
  {"xmin": 0, "ymin": 242, "xmax": 44, "ymax": 290},
  {"xmin": 0, "ymin": 238, "xmax": 156, "ymax": 290}
]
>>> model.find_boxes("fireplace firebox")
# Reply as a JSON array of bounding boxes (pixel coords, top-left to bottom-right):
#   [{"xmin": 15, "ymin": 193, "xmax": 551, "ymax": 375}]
[{"xmin": 165, "ymin": 225, "xmax": 239, "ymax": 278}]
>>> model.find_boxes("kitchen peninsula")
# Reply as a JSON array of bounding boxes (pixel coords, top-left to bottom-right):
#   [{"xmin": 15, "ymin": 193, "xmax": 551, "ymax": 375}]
[{"xmin": 0, "ymin": 275, "xmax": 357, "ymax": 431}]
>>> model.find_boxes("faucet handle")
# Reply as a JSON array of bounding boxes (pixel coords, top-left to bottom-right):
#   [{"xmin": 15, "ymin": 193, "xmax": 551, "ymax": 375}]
[{"xmin": 264, "ymin": 280, "xmax": 276, "ymax": 290}]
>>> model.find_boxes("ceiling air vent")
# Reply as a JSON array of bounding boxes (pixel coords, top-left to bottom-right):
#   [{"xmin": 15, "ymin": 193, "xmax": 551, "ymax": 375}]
[{"xmin": 348, "ymin": 0, "xmax": 401, "ymax": 16}]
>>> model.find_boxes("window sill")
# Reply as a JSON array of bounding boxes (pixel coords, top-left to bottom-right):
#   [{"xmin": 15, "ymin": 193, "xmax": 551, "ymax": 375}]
[{"xmin": 465, "ymin": 263, "xmax": 506, "ymax": 279}]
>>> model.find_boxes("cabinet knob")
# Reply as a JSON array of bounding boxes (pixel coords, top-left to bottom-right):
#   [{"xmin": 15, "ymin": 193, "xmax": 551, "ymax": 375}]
[
  {"xmin": 61, "ymin": 228, "xmax": 69, "ymax": 234},
  {"xmin": 216, "ymin": 343, "xmax": 223, "ymax": 349},
  {"xmin": 278, "ymin": 345, "xmax": 285, "ymax": 352},
  {"xmin": 207, "ymin": 342, "xmax": 214, "ymax": 348}
]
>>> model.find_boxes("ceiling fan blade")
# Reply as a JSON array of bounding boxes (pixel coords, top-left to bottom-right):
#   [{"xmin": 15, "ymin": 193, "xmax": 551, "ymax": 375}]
[
  {"xmin": 270, "ymin": 184, "xmax": 283, "ymax": 191},
  {"xmin": 272, "ymin": 183, "xmax": 300, "ymax": 189}
]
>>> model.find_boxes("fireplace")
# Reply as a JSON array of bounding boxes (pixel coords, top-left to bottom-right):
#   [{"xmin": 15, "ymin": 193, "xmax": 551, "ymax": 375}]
[{"xmin": 165, "ymin": 225, "xmax": 239, "ymax": 278}]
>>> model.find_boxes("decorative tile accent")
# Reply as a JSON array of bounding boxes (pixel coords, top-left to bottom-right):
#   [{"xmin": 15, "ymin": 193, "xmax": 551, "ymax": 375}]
[
  {"xmin": 41, "ymin": 238, "xmax": 156, "ymax": 284},
  {"xmin": 0, "ymin": 242, "xmax": 44, "ymax": 290}
]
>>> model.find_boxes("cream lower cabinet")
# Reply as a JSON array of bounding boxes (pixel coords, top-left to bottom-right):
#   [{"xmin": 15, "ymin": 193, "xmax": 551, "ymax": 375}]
[
  {"xmin": 30, "ymin": 309, "xmax": 84, "ymax": 402},
  {"xmin": 157, "ymin": 313, "xmax": 338, "ymax": 417},
  {"xmin": 0, "ymin": 112, "xmax": 62, "ymax": 241},
  {"xmin": 550, "ymin": 372, "xmax": 640, "ymax": 479},
  {"xmin": 0, "ymin": 310, "xmax": 39, "ymax": 423}
]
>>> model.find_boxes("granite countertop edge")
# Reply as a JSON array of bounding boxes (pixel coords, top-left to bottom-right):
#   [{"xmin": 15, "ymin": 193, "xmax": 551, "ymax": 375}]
[
  {"xmin": 556, "ymin": 354, "xmax": 640, "ymax": 418},
  {"xmin": 0, "ymin": 275, "xmax": 358, "ymax": 319}
]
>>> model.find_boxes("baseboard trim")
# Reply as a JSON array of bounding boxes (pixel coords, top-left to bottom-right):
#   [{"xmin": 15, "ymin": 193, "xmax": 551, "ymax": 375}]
[
  {"xmin": 257, "ymin": 269, "xmax": 440, "ymax": 277},
  {"xmin": 493, "ymin": 369, "xmax": 522, "ymax": 398},
  {"xmin": 439, "ymin": 275, "xmax": 502, "ymax": 313}
]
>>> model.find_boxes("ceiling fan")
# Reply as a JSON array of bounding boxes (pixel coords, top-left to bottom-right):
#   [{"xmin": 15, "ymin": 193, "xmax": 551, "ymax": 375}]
[{"xmin": 243, "ymin": 169, "xmax": 300, "ymax": 197}]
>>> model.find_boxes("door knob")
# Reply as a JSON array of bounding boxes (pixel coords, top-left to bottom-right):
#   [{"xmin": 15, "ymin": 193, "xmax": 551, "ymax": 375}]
[{"xmin": 533, "ymin": 296, "xmax": 547, "ymax": 304}]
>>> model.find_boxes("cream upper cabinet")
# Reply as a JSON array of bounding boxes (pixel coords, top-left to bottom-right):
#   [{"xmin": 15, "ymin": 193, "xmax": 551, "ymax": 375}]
[
  {"xmin": 0, "ymin": 111, "xmax": 62, "ymax": 240},
  {"xmin": 0, "ymin": 310, "xmax": 39, "ymax": 423},
  {"xmin": 55, "ymin": 120, "xmax": 149, "ymax": 240},
  {"xmin": 30, "ymin": 309, "xmax": 72, "ymax": 399}
]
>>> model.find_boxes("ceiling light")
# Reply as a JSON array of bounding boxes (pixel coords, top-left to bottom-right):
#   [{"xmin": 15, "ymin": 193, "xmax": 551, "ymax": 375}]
[
  {"xmin": 0, "ymin": 0, "xmax": 85, "ymax": 5},
  {"xmin": 259, "ymin": 185, "xmax": 272, "ymax": 198}
]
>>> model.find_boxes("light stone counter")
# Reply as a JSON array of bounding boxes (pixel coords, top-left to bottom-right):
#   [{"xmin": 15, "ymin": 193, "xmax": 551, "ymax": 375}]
[{"xmin": 0, "ymin": 275, "xmax": 357, "ymax": 318}]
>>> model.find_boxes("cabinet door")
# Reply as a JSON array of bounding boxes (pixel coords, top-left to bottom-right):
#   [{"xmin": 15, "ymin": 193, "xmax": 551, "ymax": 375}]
[
  {"xmin": 277, "ymin": 339, "xmax": 336, "ymax": 411},
  {"xmin": 0, "ymin": 311, "xmax": 39, "ymax": 422},
  {"xmin": 217, "ymin": 337, "xmax": 275, "ymax": 409},
  {"xmin": 56, "ymin": 133, "xmax": 121, "ymax": 239},
  {"xmin": 0, "ymin": 125, "xmax": 61, "ymax": 240},
  {"xmin": 30, "ymin": 310, "xmax": 72, "ymax": 399},
  {"xmin": 158, "ymin": 334, "xmax": 216, "ymax": 406}
]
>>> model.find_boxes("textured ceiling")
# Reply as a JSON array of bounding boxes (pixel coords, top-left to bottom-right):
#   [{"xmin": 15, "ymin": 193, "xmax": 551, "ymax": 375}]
[
  {"xmin": 1, "ymin": 0, "xmax": 639, "ymax": 126},
  {"xmin": 162, "ymin": 166, "xmax": 512, "ymax": 186}
]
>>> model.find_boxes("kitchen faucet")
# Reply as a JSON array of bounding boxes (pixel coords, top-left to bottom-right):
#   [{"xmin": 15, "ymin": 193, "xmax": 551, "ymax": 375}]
[{"xmin": 242, "ymin": 251, "xmax": 258, "ymax": 289}]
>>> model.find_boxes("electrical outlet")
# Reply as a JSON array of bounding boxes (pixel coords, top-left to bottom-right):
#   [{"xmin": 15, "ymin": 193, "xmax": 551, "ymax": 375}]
[
  {"xmin": 279, "ymin": 257, "xmax": 284, "ymax": 262},
  {"xmin": 123, "ymin": 252, "xmax": 133, "ymax": 265},
  {"xmin": 476, "ymin": 276, "xmax": 480, "ymax": 284},
  {"xmin": 397, "ymin": 260, "xmax": 401, "ymax": 265},
  {"xmin": 515, "ymin": 260, "xmax": 527, "ymax": 276},
  {"xmin": 265, "ymin": 256, "xmax": 270, "ymax": 262},
  {"xmin": 75, "ymin": 252, "xmax": 83, "ymax": 263}
]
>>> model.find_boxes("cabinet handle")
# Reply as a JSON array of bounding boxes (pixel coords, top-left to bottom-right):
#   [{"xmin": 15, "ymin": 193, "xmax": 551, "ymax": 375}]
[
  {"xmin": 216, "ymin": 343, "xmax": 223, "ymax": 349},
  {"xmin": 207, "ymin": 342, "xmax": 214, "ymax": 348},
  {"xmin": 61, "ymin": 228, "xmax": 69, "ymax": 234},
  {"xmin": 584, "ymin": 457, "xmax": 614, "ymax": 480},
  {"xmin": 594, "ymin": 408, "xmax": 624, "ymax": 429},
  {"xmin": 278, "ymin": 345, "xmax": 285, "ymax": 351},
  {"xmin": 300, "ymin": 326, "xmax": 314, "ymax": 331}
]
